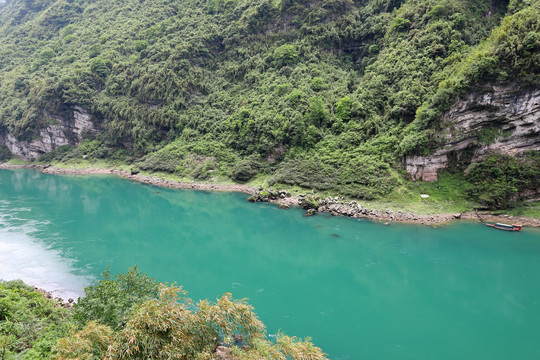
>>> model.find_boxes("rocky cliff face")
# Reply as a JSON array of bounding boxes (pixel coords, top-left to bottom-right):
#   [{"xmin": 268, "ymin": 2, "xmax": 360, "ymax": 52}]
[
  {"xmin": 0, "ymin": 106, "xmax": 97, "ymax": 160},
  {"xmin": 406, "ymin": 83, "xmax": 540, "ymax": 181}
]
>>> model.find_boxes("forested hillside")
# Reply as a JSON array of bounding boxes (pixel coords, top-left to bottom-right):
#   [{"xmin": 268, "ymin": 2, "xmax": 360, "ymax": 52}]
[{"xmin": 0, "ymin": 0, "xmax": 538, "ymax": 204}]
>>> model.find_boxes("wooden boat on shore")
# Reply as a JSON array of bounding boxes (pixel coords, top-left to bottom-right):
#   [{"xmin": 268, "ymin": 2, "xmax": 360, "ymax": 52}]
[{"xmin": 486, "ymin": 223, "xmax": 522, "ymax": 231}]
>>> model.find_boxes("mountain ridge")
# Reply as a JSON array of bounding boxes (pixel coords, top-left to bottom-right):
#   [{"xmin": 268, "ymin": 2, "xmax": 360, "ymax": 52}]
[{"xmin": 0, "ymin": 0, "xmax": 538, "ymax": 208}]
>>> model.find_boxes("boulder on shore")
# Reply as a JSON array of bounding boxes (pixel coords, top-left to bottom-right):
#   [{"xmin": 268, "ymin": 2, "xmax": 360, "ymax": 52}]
[
  {"xmin": 249, "ymin": 189, "xmax": 292, "ymax": 202},
  {"xmin": 304, "ymin": 209, "xmax": 317, "ymax": 217}
]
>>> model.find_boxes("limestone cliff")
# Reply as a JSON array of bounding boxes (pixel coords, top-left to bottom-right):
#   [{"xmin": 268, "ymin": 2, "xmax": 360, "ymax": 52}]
[
  {"xmin": 0, "ymin": 107, "xmax": 97, "ymax": 160},
  {"xmin": 406, "ymin": 84, "xmax": 540, "ymax": 181}
]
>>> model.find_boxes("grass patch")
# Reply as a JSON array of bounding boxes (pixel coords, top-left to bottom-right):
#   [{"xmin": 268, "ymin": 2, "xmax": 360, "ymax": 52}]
[
  {"xmin": 492, "ymin": 201, "xmax": 540, "ymax": 219},
  {"xmin": 41, "ymin": 158, "xmax": 128, "ymax": 171},
  {"xmin": 5, "ymin": 158, "xmax": 30, "ymax": 165},
  {"xmin": 369, "ymin": 172, "xmax": 479, "ymax": 214},
  {"xmin": 251, "ymin": 171, "xmax": 480, "ymax": 215}
]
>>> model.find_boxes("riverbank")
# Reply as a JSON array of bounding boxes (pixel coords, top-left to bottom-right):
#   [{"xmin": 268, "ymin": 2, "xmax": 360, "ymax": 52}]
[
  {"xmin": 2, "ymin": 162, "xmax": 539, "ymax": 228},
  {"xmin": 0, "ymin": 162, "xmax": 259, "ymax": 194},
  {"xmin": 34, "ymin": 286, "xmax": 75, "ymax": 308}
]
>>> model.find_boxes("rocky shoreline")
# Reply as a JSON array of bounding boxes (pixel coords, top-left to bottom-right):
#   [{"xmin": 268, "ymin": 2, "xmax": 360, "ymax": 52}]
[
  {"xmin": 34, "ymin": 286, "xmax": 75, "ymax": 308},
  {"xmin": 248, "ymin": 188, "xmax": 540, "ymax": 228},
  {"xmin": 2, "ymin": 163, "xmax": 539, "ymax": 228}
]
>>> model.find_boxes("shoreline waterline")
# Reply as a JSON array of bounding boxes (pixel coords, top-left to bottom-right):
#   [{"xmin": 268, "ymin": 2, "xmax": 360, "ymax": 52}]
[{"xmin": 1, "ymin": 163, "xmax": 539, "ymax": 228}]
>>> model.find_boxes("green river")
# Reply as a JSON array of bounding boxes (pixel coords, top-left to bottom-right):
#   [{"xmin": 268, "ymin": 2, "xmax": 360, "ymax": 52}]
[{"xmin": 1, "ymin": 169, "xmax": 539, "ymax": 359}]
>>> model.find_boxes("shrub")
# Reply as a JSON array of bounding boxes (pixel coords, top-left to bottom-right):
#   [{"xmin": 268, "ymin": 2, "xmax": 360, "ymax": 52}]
[
  {"xmin": 89, "ymin": 57, "xmax": 112, "ymax": 78},
  {"xmin": 38, "ymin": 145, "xmax": 75, "ymax": 163},
  {"xmin": 55, "ymin": 321, "xmax": 113, "ymax": 360},
  {"xmin": 273, "ymin": 153, "xmax": 398, "ymax": 199},
  {"xmin": 335, "ymin": 96, "xmax": 353, "ymax": 122},
  {"xmin": 311, "ymin": 77, "xmax": 327, "ymax": 92},
  {"xmin": 231, "ymin": 159, "xmax": 256, "ymax": 182},
  {"xmin": 73, "ymin": 266, "xmax": 159, "ymax": 330},
  {"xmin": 0, "ymin": 145, "xmax": 12, "ymax": 161},
  {"xmin": 393, "ymin": 17, "xmax": 411, "ymax": 31},
  {"xmin": 273, "ymin": 44, "xmax": 298, "ymax": 67},
  {"xmin": 133, "ymin": 40, "xmax": 148, "ymax": 52},
  {"xmin": 0, "ymin": 281, "xmax": 71, "ymax": 359},
  {"xmin": 465, "ymin": 153, "xmax": 540, "ymax": 209},
  {"xmin": 307, "ymin": 97, "xmax": 329, "ymax": 128}
]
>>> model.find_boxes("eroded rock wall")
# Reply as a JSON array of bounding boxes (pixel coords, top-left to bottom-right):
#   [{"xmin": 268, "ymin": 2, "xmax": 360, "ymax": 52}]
[
  {"xmin": 406, "ymin": 84, "xmax": 540, "ymax": 181},
  {"xmin": 0, "ymin": 106, "xmax": 97, "ymax": 160}
]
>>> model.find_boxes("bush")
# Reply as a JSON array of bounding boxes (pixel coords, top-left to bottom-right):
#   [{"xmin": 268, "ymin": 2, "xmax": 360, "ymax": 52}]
[
  {"xmin": 273, "ymin": 153, "xmax": 399, "ymax": 199},
  {"xmin": 465, "ymin": 153, "xmax": 540, "ymax": 209},
  {"xmin": 139, "ymin": 150, "xmax": 182, "ymax": 172},
  {"xmin": 133, "ymin": 40, "xmax": 148, "ymax": 52},
  {"xmin": 273, "ymin": 44, "xmax": 298, "ymax": 67},
  {"xmin": 311, "ymin": 77, "xmax": 327, "ymax": 92},
  {"xmin": 4, "ymin": 271, "xmax": 327, "ymax": 360},
  {"xmin": 0, "ymin": 145, "xmax": 12, "ymax": 161},
  {"xmin": 38, "ymin": 145, "xmax": 75, "ymax": 163},
  {"xmin": 393, "ymin": 17, "xmax": 411, "ymax": 31},
  {"xmin": 307, "ymin": 97, "xmax": 329, "ymax": 128},
  {"xmin": 73, "ymin": 266, "xmax": 159, "ymax": 330},
  {"xmin": 89, "ymin": 57, "xmax": 112, "ymax": 78},
  {"xmin": 231, "ymin": 159, "xmax": 257, "ymax": 182}
]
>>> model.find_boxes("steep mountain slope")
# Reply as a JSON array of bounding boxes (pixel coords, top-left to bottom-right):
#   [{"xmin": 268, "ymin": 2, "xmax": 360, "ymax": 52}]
[{"xmin": 0, "ymin": 0, "xmax": 538, "ymax": 205}]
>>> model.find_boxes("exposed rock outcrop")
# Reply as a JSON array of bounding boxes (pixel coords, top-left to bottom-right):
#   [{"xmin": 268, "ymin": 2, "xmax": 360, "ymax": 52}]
[
  {"xmin": 248, "ymin": 189, "xmax": 292, "ymax": 202},
  {"xmin": 0, "ymin": 106, "xmax": 97, "ymax": 160},
  {"xmin": 406, "ymin": 84, "xmax": 540, "ymax": 181}
]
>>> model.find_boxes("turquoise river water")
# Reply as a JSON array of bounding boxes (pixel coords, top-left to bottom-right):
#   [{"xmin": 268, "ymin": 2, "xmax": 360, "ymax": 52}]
[{"xmin": 1, "ymin": 169, "xmax": 539, "ymax": 359}]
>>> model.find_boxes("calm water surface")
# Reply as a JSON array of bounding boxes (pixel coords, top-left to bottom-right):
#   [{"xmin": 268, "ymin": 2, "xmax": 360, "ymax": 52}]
[{"xmin": 1, "ymin": 169, "xmax": 539, "ymax": 359}]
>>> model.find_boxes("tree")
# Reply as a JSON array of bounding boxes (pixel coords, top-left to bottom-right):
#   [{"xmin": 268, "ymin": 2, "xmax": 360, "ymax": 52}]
[
  {"xmin": 55, "ymin": 322, "xmax": 113, "ymax": 360},
  {"xmin": 90, "ymin": 58, "xmax": 113, "ymax": 78},
  {"xmin": 307, "ymin": 97, "xmax": 329, "ymax": 128},
  {"xmin": 73, "ymin": 266, "xmax": 159, "ymax": 330},
  {"xmin": 273, "ymin": 45, "xmax": 298, "ymax": 67},
  {"xmin": 58, "ymin": 284, "xmax": 327, "ymax": 359}
]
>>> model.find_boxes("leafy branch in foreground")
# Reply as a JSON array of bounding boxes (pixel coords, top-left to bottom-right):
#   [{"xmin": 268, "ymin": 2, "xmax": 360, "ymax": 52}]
[
  {"xmin": 58, "ymin": 284, "xmax": 327, "ymax": 360},
  {"xmin": 1, "ymin": 267, "xmax": 326, "ymax": 359}
]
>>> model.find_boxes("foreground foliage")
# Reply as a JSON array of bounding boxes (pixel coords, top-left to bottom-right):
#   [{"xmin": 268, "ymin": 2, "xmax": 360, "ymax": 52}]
[
  {"xmin": 0, "ymin": 268, "xmax": 327, "ymax": 359},
  {"xmin": 0, "ymin": 280, "xmax": 71, "ymax": 359},
  {"xmin": 60, "ymin": 285, "xmax": 325, "ymax": 359}
]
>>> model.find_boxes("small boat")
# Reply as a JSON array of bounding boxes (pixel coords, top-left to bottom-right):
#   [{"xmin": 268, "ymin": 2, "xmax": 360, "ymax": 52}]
[{"xmin": 486, "ymin": 223, "xmax": 522, "ymax": 231}]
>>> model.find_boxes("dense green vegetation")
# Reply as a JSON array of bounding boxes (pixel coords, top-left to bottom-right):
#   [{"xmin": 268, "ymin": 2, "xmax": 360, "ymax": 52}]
[
  {"xmin": 0, "ymin": 0, "xmax": 538, "ymax": 205},
  {"xmin": 0, "ymin": 267, "xmax": 326, "ymax": 359},
  {"xmin": 0, "ymin": 145, "xmax": 11, "ymax": 162},
  {"xmin": 465, "ymin": 152, "xmax": 540, "ymax": 209},
  {"xmin": 0, "ymin": 280, "xmax": 71, "ymax": 359}
]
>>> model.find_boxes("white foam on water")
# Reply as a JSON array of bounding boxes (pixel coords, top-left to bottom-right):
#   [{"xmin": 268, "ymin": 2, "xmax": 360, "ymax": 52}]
[{"xmin": 0, "ymin": 204, "xmax": 91, "ymax": 301}]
